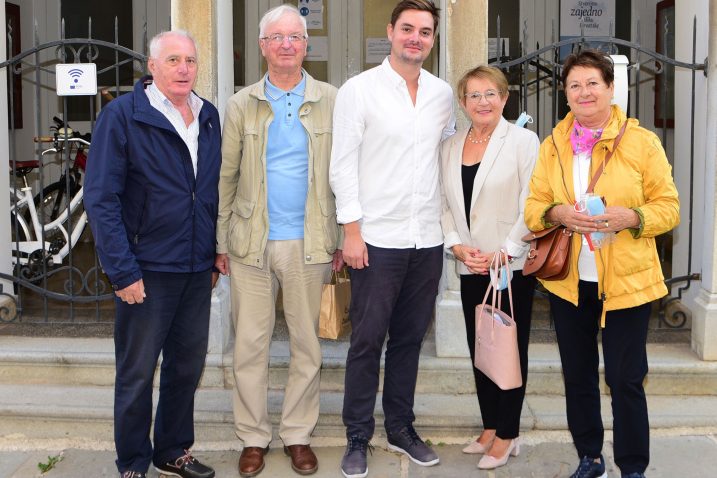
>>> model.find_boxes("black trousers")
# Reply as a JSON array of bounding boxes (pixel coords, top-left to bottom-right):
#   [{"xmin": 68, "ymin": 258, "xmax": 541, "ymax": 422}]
[
  {"xmin": 113, "ymin": 269, "xmax": 212, "ymax": 474},
  {"xmin": 549, "ymin": 281, "xmax": 650, "ymax": 475},
  {"xmin": 342, "ymin": 244, "xmax": 443, "ymax": 439},
  {"xmin": 460, "ymin": 270, "xmax": 536, "ymax": 439}
]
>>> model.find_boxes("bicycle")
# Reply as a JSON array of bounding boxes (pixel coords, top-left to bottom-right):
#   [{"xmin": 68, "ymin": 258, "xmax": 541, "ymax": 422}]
[{"xmin": 9, "ymin": 118, "xmax": 91, "ymax": 279}]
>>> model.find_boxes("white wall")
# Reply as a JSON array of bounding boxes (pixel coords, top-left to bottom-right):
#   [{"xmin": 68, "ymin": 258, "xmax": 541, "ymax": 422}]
[{"xmin": 673, "ymin": 0, "xmax": 710, "ymax": 310}]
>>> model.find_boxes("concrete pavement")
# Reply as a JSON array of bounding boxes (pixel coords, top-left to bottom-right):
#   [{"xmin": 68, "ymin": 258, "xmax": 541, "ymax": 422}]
[{"xmin": 1, "ymin": 429, "xmax": 716, "ymax": 477}]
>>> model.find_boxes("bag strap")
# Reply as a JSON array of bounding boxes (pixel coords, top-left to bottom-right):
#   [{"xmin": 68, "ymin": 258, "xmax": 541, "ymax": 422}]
[{"xmin": 586, "ymin": 122, "xmax": 627, "ymax": 193}]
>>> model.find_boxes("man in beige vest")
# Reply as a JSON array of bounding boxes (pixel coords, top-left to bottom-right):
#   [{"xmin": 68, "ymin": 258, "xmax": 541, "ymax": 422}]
[{"xmin": 215, "ymin": 4, "xmax": 342, "ymax": 477}]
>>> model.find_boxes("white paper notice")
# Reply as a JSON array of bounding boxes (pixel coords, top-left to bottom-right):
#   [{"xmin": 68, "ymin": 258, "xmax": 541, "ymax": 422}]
[
  {"xmin": 298, "ymin": 0, "xmax": 323, "ymax": 30},
  {"xmin": 307, "ymin": 36, "xmax": 328, "ymax": 61},
  {"xmin": 366, "ymin": 38, "xmax": 391, "ymax": 64}
]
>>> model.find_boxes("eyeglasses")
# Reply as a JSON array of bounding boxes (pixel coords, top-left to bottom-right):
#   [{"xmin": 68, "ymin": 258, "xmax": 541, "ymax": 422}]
[
  {"xmin": 464, "ymin": 90, "xmax": 501, "ymax": 102},
  {"xmin": 260, "ymin": 33, "xmax": 307, "ymax": 45}
]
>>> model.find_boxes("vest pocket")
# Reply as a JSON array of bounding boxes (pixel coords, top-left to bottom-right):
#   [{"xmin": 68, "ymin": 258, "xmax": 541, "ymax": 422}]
[
  {"xmin": 227, "ymin": 198, "xmax": 255, "ymax": 258},
  {"xmin": 318, "ymin": 196, "xmax": 338, "ymax": 253}
]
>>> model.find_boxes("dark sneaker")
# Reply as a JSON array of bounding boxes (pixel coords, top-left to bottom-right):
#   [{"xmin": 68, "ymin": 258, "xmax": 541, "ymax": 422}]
[
  {"xmin": 386, "ymin": 426, "xmax": 439, "ymax": 466},
  {"xmin": 622, "ymin": 474, "xmax": 645, "ymax": 478},
  {"xmin": 341, "ymin": 435, "xmax": 372, "ymax": 478},
  {"xmin": 570, "ymin": 455, "xmax": 607, "ymax": 478},
  {"xmin": 120, "ymin": 473, "xmax": 146, "ymax": 478},
  {"xmin": 155, "ymin": 449, "xmax": 215, "ymax": 478}
]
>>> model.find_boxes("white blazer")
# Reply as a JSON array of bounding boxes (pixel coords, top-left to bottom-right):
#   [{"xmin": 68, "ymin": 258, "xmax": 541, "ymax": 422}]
[{"xmin": 440, "ymin": 117, "xmax": 539, "ymax": 275}]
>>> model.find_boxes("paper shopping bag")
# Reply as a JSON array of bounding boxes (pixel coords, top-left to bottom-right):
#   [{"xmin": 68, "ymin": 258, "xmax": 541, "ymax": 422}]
[{"xmin": 318, "ymin": 268, "xmax": 351, "ymax": 339}]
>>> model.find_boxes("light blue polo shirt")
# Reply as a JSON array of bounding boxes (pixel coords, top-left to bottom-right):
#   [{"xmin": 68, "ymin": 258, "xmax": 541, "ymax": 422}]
[{"xmin": 264, "ymin": 73, "xmax": 309, "ymax": 240}]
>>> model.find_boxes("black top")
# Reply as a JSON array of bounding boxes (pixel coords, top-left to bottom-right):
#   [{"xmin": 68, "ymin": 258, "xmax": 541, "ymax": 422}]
[{"xmin": 461, "ymin": 162, "xmax": 480, "ymax": 229}]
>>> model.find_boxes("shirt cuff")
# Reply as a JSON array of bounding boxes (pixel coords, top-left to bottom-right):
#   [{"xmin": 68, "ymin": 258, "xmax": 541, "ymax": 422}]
[
  {"xmin": 336, "ymin": 201, "xmax": 363, "ymax": 225},
  {"xmin": 504, "ymin": 237, "xmax": 528, "ymax": 258},
  {"xmin": 443, "ymin": 231, "xmax": 462, "ymax": 251}
]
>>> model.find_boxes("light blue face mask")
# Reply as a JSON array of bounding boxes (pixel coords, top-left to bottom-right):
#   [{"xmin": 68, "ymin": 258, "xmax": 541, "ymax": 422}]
[
  {"xmin": 490, "ymin": 263, "xmax": 513, "ymax": 291},
  {"xmin": 515, "ymin": 111, "xmax": 533, "ymax": 128}
]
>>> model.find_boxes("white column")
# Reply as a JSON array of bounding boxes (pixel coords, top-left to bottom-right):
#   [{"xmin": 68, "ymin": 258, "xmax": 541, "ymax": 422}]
[
  {"xmin": 692, "ymin": 0, "xmax": 717, "ymax": 360},
  {"xmin": 435, "ymin": 0, "xmax": 488, "ymax": 357},
  {"xmin": 0, "ymin": 5, "xmax": 14, "ymax": 309},
  {"xmin": 171, "ymin": 0, "xmax": 233, "ymax": 354}
]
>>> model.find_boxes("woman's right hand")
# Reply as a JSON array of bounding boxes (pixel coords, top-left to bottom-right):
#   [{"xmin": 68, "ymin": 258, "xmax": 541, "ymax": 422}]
[
  {"xmin": 546, "ymin": 204, "xmax": 599, "ymax": 234},
  {"xmin": 452, "ymin": 244, "xmax": 487, "ymax": 273}
]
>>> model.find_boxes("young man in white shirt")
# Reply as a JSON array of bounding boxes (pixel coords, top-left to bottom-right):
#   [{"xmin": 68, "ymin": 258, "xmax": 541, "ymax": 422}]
[{"xmin": 329, "ymin": 1, "xmax": 455, "ymax": 476}]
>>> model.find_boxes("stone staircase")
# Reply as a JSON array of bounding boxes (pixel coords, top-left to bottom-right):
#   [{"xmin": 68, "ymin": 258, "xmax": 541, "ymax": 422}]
[{"xmin": 1, "ymin": 334, "xmax": 716, "ymax": 445}]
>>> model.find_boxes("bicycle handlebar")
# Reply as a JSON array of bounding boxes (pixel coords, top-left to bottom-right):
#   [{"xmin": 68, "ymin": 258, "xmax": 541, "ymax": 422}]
[{"xmin": 33, "ymin": 133, "xmax": 92, "ymax": 144}]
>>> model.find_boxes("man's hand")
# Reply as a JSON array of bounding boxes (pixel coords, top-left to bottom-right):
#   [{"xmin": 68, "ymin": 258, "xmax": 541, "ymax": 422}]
[
  {"xmin": 342, "ymin": 222, "xmax": 369, "ymax": 269},
  {"xmin": 332, "ymin": 249, "xmax": 345, "ymax": 272},
  {"xmin": 215, "ymin": 253, "xmax": 231, "ymax": 276},
  {"xmin": 116, "ymin": 279, "xmax": 146, "ymax": 304}
]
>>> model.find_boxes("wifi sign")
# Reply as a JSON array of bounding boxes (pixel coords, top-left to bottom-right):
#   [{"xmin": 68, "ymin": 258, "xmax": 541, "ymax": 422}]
[
  {"xmin": 68, "ymin": 68, "xmax": 84, "ymax": 87},
  {"xmin": 56, "ymin": 63, "xmax": 97, "ymax": 96}
]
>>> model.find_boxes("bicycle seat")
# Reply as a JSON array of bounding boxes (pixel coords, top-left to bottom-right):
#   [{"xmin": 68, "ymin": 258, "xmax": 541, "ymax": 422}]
[{"xmin": 10, "ymin": 159, "xmax": 39, "ymax": 178}]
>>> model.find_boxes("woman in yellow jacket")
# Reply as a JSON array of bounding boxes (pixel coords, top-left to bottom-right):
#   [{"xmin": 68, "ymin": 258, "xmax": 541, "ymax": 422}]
[{"xmin": 524, "ymin": 50, "xmax": 679, "ymax": 478}]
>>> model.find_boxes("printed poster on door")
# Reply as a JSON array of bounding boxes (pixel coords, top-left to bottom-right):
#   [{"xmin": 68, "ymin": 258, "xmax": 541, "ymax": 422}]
[
  {"xmin": 559, "ymin": 0, "xmax": 615, "ymax": 58},
  {"xmin": 298, "ymin": 0, "xmax": 323, "ymax": 30}
]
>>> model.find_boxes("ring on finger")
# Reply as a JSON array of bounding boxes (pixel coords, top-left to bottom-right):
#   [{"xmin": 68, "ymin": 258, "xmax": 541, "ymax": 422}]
[
  {"xmin": 575, "ymin": 225, "xmax": 580, "ymax": 232},
  {"xmin": 605, "ymin": 220, "xmax": 609, "ymax": 228}
]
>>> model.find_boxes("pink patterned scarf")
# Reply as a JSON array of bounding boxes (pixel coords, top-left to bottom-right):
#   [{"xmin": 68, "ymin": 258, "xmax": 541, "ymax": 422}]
[{"xmin": 570, "ymin": 120, "xmax": 604, "ymax": 155}]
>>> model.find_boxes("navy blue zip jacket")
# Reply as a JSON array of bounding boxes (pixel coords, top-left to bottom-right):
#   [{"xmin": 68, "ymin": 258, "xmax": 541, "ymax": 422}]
[{"xmin": 84, "ymin": 76, "xmax": 221, "ymax": 290}]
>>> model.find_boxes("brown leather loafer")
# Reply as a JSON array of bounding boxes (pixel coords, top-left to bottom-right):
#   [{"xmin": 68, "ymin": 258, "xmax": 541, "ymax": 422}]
[
  {"xmin": 238, "ymin": 446, "xmax": 269, "ymax": 478},
  {"xmin": 283, "ymin": 444, "xmax": 318, "ymax": 475}
]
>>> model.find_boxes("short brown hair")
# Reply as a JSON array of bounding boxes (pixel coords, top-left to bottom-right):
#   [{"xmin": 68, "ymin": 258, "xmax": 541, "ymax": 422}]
[
  {"xmin": 390, "ymin": 0, "xmax": 440, "ymax": 33},
  {"xmin": 457, "ymin": 65, "xmax": 509, "ymax": 103},
  {"xmin": 561, "ymin": 48, "xmax": 614, "ymax": 87}
]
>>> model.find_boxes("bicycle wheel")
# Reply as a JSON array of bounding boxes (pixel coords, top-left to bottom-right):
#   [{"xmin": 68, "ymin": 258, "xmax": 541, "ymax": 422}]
[
  {"xmin": 32, "ymin": 180, "xmax": 85, "ymax": 252},
  {"xmin": 33, "ymin": 178, "xmax": 80, "ymax": 223}
]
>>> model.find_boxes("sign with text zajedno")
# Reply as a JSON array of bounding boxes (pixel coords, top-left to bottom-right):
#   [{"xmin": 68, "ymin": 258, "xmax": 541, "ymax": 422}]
[{"xmin": 560, "ymin": 0, "xmax": 615, "ymax": 37}]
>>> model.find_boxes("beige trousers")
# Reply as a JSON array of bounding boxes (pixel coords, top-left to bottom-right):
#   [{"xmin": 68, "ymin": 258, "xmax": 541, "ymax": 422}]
[{"xmin": 230, "ymin": 239, "xmax": 330, "ymax": 447}]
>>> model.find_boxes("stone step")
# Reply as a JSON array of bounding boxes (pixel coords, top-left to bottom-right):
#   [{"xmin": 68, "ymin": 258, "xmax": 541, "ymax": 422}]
[
  {"xmin": 1, "ymin": 382, "xmax": 716, "ymax": 442},
  {"xmin": 0, "ymin": 337, "xmax": 715, "ymax": 396}
]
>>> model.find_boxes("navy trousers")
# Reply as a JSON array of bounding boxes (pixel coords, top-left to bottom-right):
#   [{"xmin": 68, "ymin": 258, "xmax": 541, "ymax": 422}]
[
  {"xmin": 460, "ymin": 270, "xmax": 536, "ymax": 439},
  {"xmin": 114, "ymin": 269, "xmax": 212, "ymax": 473},
  {"xmin": 342, "ymin": 244, "xmax": 443, "ymax": 439},
  {"xmin": 549, "ymin": 281, "xmax": 651, "ymax": 475}
]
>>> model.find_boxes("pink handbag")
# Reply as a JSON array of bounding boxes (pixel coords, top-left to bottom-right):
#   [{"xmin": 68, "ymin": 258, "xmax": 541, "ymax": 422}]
[{"xmin": 474, "ymin": 253, "xmax": 522, "ymax": 390}]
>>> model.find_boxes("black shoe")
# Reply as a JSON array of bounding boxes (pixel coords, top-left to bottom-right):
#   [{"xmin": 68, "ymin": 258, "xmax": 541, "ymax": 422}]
[
  {"xmin": 386, "ymin": 425, "xmax": 439, "ymax": 466},
  {"xmin": 155, "ymin": 450, "xmax": 215, "ymax": 478},
  {"xmin": 622, "ymin": 474, "xmax": 646, "ymax": 478},
  {"xmin": 120, "ymin": 472, "xmax": 146, "ymax": 478},
  {"xmin": 570, "ymin": 455, "xmax": 607, "ymax": 478},
  {"xmin": 340, "ymin": 436, "xmax": 372, "ymax": 478}
]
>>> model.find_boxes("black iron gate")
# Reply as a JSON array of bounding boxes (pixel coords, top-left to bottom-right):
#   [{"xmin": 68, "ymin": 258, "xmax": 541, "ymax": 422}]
[{"xmin": 1, "ymin": 18, "xmax": 146, "ymax": 326}]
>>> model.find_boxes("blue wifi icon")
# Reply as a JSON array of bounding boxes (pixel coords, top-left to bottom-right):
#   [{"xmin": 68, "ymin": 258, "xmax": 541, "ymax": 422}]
[{"xmin": 68, "ymin": 68, "xmax": 83, "ymax": 84}]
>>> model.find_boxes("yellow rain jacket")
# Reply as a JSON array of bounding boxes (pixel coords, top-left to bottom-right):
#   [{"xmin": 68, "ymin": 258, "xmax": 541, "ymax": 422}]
[{"xmin": 524, "ymin": 106, "xmax": 680, "ymax": 324}]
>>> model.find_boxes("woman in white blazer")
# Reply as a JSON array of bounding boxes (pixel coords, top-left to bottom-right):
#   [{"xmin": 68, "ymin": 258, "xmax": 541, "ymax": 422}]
[{"xmin": 440, "ymin": 66, "xmax": 539, "ymax": 470}]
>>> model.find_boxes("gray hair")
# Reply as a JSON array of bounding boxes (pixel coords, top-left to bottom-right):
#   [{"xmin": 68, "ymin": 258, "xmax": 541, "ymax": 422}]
[
  {"xmin": 148, "ymin": 30, "xmax": 198, "ymax": 60},
  {"xmin": 259, "ymin": 4, "xmax": 307, "ymax": 38}
]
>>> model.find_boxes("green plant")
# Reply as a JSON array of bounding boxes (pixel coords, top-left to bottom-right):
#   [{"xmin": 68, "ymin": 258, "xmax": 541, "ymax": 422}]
[{"xmin": 37, "ymin": 453, "xmax": 64, "ymax": 474}]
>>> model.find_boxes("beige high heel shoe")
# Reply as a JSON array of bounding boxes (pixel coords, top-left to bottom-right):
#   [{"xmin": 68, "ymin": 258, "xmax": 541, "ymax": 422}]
[
  {"xmin": 461, "ymin": 435, "xmax": 495, "ymax": 454},
  {"xmin": 477, "ymin": 438, "xmax": 520, "ymax": 470}
]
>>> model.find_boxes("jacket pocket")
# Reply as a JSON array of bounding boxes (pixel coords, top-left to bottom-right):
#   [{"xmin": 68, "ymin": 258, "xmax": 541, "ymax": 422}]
[
  {"xmin": 131, "ymin": 191, "xmax": 149, "ymax": 245},
  {"xmin": 227, "ymin": 198, "xmax": 255, "ymax": 258},
  {"xmin": 318, "ymin": 196, "xmax": 338, "ymax": 253},
  {"xmin": 613, "ymin": 236, "xmax": 656, "ymax": 276}
]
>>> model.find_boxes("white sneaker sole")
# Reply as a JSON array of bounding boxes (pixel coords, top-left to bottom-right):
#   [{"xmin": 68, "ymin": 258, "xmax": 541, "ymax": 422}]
[
  {"xmin": 341, "ymin": 465, "xmax": 368, "ymax": 478},
  {"xmin": 386, "ymin": 443, "xmax": 440, "ymax": 467}
]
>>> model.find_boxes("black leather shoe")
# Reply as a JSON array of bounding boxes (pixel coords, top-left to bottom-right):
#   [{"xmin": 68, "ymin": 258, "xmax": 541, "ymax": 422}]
[{"xmin": 154, "ymin": 450, "xmax": 215, "ymax": 478}]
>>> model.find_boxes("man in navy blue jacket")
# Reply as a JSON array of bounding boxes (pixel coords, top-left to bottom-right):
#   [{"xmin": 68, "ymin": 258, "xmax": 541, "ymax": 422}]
[{"xmin": 84, "ymin": 30, "xmax": 220, "ymax": 478}]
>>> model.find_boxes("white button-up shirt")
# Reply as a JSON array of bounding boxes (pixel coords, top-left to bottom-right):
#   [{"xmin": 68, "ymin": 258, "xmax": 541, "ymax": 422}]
[
  {"xmin": 329, "ymin": 57, "xmax": 455, "ymax": 249},
  {"xmin": 145, "ymin": 81, "xmax": 203, "ymax": 177}
]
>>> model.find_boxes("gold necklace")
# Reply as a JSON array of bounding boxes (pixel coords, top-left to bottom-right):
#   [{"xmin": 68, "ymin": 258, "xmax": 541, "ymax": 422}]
[{"xmin": 467, "ymin": 126, "xmax": 491, "ymax": 144}]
